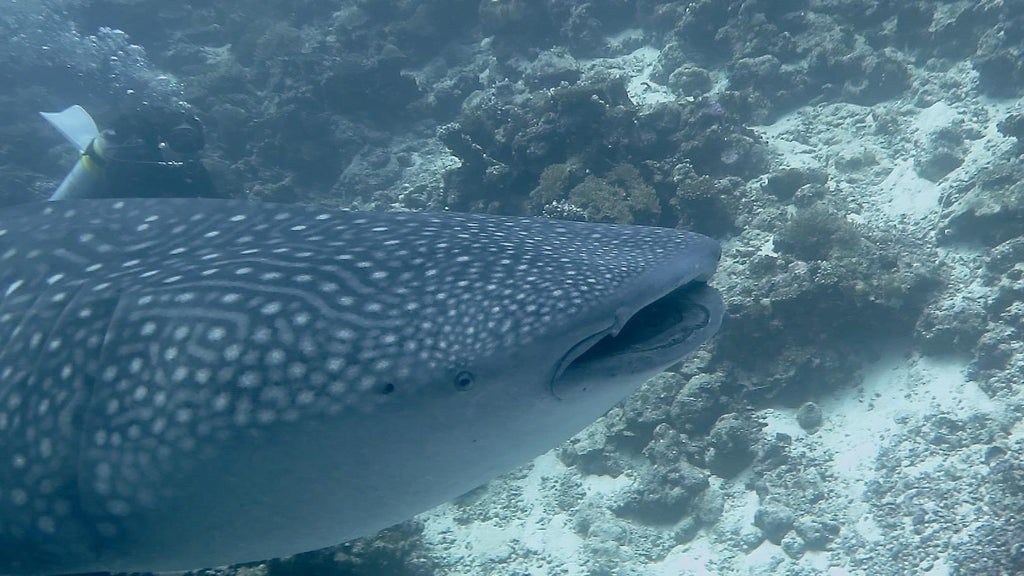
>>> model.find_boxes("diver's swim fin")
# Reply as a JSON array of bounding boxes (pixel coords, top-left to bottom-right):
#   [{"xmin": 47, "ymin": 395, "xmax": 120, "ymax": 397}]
[
  {"xmin": 39, "ymin": 105, "xmax": 99, "ymax": 151},
  {"xmin": 40, "ymin": 105, "xmax": 103, "ymax": 201}
]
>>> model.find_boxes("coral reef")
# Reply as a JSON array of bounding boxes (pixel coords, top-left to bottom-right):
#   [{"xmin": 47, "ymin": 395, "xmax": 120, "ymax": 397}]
[
  {"xmin": 715, "ymin": 208, "xmax": 941, "ymax": 403},
  {"xmin": 443, "ymin": 80, "xmax": 769, "ymax": 222}
]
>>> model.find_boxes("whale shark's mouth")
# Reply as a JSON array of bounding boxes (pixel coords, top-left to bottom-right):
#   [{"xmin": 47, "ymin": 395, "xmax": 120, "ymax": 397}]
[
  {"xmin": 552, "ymin": 282, "xmax": 723, "ymax": 395},
  {"xmin": 575, "ymin": 282, "xmax": 717, "ymax": 364}
]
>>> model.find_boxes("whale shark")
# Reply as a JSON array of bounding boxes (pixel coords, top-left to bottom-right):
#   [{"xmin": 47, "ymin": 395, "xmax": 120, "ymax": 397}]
[{"xmin": 0, "ymin": 198, "xmax": 722, "ymax": 574}]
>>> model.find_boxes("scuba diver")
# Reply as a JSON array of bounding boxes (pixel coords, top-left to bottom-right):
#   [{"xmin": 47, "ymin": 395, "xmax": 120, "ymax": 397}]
[{"xmin": 41, "ymin": 103, "xmax": 226, "ymax": 200}]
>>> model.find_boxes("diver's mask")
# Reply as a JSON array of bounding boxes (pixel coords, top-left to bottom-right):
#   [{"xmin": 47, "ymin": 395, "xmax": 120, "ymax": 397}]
[{"xmin": 163, "ymin": 117, "xmax": 206, "ymax": 157}]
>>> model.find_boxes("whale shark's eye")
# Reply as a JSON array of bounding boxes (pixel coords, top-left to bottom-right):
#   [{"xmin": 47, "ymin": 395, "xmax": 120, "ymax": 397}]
[
  {"xmin": 380, "ymin": 382, "xmax": 395, "ymax": 395},
  {"xmin": 454, "ymin": 371, "xmax": 474, "ymax": 391}
]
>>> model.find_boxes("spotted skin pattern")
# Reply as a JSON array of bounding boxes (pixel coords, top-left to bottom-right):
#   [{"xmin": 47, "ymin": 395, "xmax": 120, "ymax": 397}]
[{"xmin": 0, "ymin": 198, "xmax": 721, "ymax": 574}]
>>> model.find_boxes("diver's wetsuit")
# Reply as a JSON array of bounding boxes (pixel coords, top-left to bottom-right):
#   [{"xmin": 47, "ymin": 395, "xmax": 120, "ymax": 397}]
[{"xmin": 95, "ymin": 105, "xmax": 226, "ymax": 199}]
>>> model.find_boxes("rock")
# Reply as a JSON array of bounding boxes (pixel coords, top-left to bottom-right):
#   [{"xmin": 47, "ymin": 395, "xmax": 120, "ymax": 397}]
[
  {"xmin": 764, "ymin": 167, "xmax": 828, "ymax": 201},
  {"xmin": 975, "ymin": 26, "xmax": 1024, "ymax": 97},
  {"xmin": 706, "ymin": 413, "xmax": 762, "ymax": 478},
  {"xmin": 738, "ymin": 527, "xmax": 766, "ymax": 552},
  {"xmin": 780, "ymin": 531, "xmax": 806, "ymax": 559},
  {"xmin": 940, "ymin": 176, "xmax": 1024, "ymax": 247},
  {"xmin": 988, "ymin": 237, "xmax": 1024, "ymax": 273},
  {"xmin": 916, "ymin": 147, "xmax": 964, "ymax": 182},
  {"xmin": 794, "ymin": 517, "xmax": 841, "ymax": 549},
  {"xmin": 557, "ymin": 419, "xmax": 626, "ymax": 477},
  {"xmin": 613, "ymin": 458, "xmax": 709, "ymax": 525},
  {"xmin": 669, "ymin": 373, "xmax": 726, "ymax": 436},
  {"xmin": 673, "ymin": 517, "xmax": 702, "ymax": 544},
  {"xmin": 795, "ymin": 402, "xmax": 823, "ymax": 431},
  {"xmin": 997, "ymin": 112, "xmax": 1024, "ymax": 149},
  {"xmin": 693, "ymin": 485, "xmax": 725, "ymax": 525},
  {"xmin": 642, "ymin": 423, "xmax": 702, "ymax": 472},
  {"xmin": 916, "ymin": 124, "xmax": 972, "ymax": 182},
  {"xmin": 667, "ymin": 65, "xmax": 713, "ymax": 97},
  {"xmin": 525, "ymin": 48, "xmax": 580, "ymax": 88},
  {"xmin": 754, "ymin": 504, "xmax": 795, "ymax": 544},
  {"xmin": 915, "ymin": 292, "xmax": 988, "ymax": 356}
]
